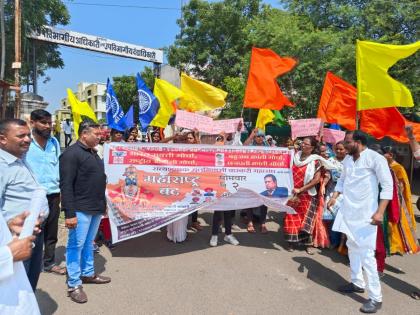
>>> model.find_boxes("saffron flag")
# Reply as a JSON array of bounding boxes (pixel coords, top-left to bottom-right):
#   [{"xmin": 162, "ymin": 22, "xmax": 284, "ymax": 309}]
[
  {"xmin": 356, "ymin": 40, "xmax": 420, "ymax": 110},
  {"xmin": 255, "ymin": 109, "xmax": 274, "ymax": 131},
  {"xmin": 317, "ymin": 71, "xmax": 357, "ymax": 130},
  {"xmin": 106, "ymin": 79, "xmax": 127, "ymax": 132},
  {"xmin": 360, "ymin": 107, "xmax": 420, "ymax": 143},
  {"xmin": 124, "ymin": 105, "xmax": 134, "ymax": 128},
  {"xmin": 150, "ymin": 79, "xmax": 184, "ymax": 128},
  {"xmin": 243, "ymin": 47, "xmax": 296, "ymax": 110},
  {"xmin": 137, "ymin": 73, "xmax": 160, "ymax": 131},
  {"xmin": 66, "ymin": 88, "xmax": 97, "ymax": 138},
  {"xmin": 179, "ymin": 73, "xmax": 227, "ymax": 112}
]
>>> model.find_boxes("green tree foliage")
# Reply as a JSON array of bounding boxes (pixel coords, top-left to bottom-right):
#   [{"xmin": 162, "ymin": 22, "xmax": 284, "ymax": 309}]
[
  {"xmin": 110, "ymin": 66, "xmax": 156, "ymax": 122},
  {"xmin": 281, "ymin": 0, "xmax": 419, "ymax": 113},
  {"xmin": 168, "ymin": 0, "xmax": 419, "ymax": 122},
  {"xmin": 1, "ymin": 0, "xmax": 70, "ymax": 84},
  {"xmin": 168, "ymin": 0, "xmax": 262, "ymax": 118}
]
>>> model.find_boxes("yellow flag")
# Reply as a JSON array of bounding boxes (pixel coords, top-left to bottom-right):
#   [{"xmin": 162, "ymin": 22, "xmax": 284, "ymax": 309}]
[
  {"xmin": 356, "ymin": 40, "xmax": 420, "ymax": 110},
  {"xmin": 66, "ymin": 89, "xmax": 97, "ymax": 138},
  {"xmin": 179, "ymin": 73, "xmax": 227, "ymax": 111},
  {"xmin": 256, "ymin": 109, "xmax": 274, "ymax": 131},
  {"xmin": 150, "ymin": 79, "xmax": 184, "ymax": 128}
]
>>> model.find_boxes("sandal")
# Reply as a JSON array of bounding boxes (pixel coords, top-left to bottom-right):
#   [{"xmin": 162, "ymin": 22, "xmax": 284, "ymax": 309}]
[
  {"xmin": 286, "ymin": 244, "xmax": 295, "ymax": 252},
  {"xmin": 306, "ymin": 247, "xmax": 315, "ymax": 255},
  {"xmin": 45, "ymin": 265, "xmax": 67, "ymax": 275},
  {"xmin": 247, "ymin": 224, "xmax": 256, "ymax": 233},
  {"xmin": 191, "ymin": 222, "xmax": 203, "ymax": 231}
]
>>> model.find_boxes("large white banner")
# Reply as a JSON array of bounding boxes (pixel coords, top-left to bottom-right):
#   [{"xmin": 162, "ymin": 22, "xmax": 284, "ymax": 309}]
[{"xmin": 104, "ymin": 143, "xmax": 295, "ymax": 243}]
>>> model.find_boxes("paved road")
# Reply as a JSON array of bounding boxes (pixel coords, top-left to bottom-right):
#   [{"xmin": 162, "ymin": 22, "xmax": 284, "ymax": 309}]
[{"xmin": 37, "ymin": 208, "xmax": 419, "ymax": 315}]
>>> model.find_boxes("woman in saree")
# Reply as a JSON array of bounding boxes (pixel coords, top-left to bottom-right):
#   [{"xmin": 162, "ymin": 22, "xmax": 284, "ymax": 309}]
[
  {"xmin": 382, "ymin": 146, "xmax": 419, "ymax": 255},
  {"xmin": 283, "ymin": 137, "xmax": 336, "ymax": 254}
]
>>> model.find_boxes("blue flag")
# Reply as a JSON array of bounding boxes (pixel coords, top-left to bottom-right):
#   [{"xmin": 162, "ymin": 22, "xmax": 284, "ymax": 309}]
[
  {"xmin": 124, "ymin": 105, "xmax": 134, "ymax": 128},
  {"xmin": 106, "ymin": 78, "xmax": 126, "ymax": 131},
  {"xmin": 136, "ymin": 73, "xmax": 159, "ymax": 131}
]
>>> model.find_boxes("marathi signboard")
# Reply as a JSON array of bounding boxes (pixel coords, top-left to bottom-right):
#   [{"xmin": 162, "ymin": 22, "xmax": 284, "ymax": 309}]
[
  {"xmin": 289, "ymin": 118, "xmax": 322, "ymax": 139},
  {"xmin": 175, "ymin": 110, "xmax": 244, "ymax": 134},
  {"xmin": 104, "ymin": 143, "xmax": 295, "ymax": 243},
  {"xmin": 29, "ymin": 26, "xmax": 163, "ymax": 63}
]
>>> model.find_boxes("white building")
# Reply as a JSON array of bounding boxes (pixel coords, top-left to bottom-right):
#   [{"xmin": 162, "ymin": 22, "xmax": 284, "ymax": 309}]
[{"xmin": 59, "ymin": 82, "xmax": 107, "ymax": 121}]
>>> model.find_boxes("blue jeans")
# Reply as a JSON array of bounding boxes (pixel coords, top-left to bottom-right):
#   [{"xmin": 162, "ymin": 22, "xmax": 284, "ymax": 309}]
[{"xmin": 66, "ymin": 212, "xmax": 102, "ymax": 288}]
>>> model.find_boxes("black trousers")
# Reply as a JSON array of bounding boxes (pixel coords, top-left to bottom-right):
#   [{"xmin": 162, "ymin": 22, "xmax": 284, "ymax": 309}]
[
  {"xmin": 191, "ymin": 211, "xmax": 198, "ymax": 223},
  {"xmin": 211, "ymin": 211, "xmax": 232, "ymax": 235},
  {"xmin": 23, "ymin": 230, "xmax": 44, "ymax": 291},
  {"xmin": 64, "ymin": 133, "xmax": 72, "ymax": 147},
  {"xmin": 43, "ymin": 193, "xmax": 61, "ymax": 269},
  {"xmin": 247, "ymin": 205, "xmax": 268, "ymax": 224}
]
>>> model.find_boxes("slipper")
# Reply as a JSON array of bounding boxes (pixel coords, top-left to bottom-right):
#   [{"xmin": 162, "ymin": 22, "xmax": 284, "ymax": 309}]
[
  {"xmin": 260, "ymin": 225, "xmax": 268, "ymax": 234},
  {"xmin": 247, "ymin": 224, "xmax": 256, "ymax": 233},
  {"xmin": 45, "ymin": 265, "xmax": 67, "ymax": 275},
  {"xmin": 286, "ymin": 245, "xmax": 295, "ymax": 252},
  {"xmin": 306, "ymin": 247, "xmax": 315, "ymax": 255},
  {"xmin": 410, "ymin": 292, "xmax": 420, "ymax": 300}
]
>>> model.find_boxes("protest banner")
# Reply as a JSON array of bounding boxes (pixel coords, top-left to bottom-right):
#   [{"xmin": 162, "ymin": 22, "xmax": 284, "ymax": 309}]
[
  {"xmin": 289, "ymin": 118, "xmax": 322, "ymax": 139},
  {"xmin": 104, "ymin": 143, "xmax": 295, "ymax": 243},
  {"xmin": 175, "ymin": 110, "xmax": 243, "ymax": 134},
  {"xmin": 322, "ymin": 128, "xmax": 346, "ymax": 144}
]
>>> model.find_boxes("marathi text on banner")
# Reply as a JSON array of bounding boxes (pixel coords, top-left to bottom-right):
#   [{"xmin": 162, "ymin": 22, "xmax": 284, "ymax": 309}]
[{"xmin": 104, "ymin": 143, "xmax": 294, "ymax": 243}]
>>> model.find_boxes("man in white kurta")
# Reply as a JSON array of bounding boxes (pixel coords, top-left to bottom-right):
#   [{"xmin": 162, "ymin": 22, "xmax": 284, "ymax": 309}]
[
  {"xmin": 329, "ymin": 131, "xmax": 393, "ymax": 314},
  {"xmin": 0, "ymin": 212, "xmax": 41, "ymax": 315}
]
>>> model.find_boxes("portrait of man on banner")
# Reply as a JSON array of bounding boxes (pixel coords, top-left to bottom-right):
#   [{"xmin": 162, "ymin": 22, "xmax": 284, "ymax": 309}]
[{"xmin": 260, "ymin": 174, "xmax": 288, "ymax": 198}]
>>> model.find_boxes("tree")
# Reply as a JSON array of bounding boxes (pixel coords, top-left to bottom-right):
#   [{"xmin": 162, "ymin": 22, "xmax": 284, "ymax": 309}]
[
  {"xmin": 247, "ymin": 7, "xmax": 354, "ymax": 119},
  {"xmin": 110, "ymin": 66, "xmax": 156, "ymax": 123},
  {"xmin": 281, "ymin": 0, "xmax": 419, "ymax": 112},
  {"xmin": 168, "ymin": 0, "xmax": 263, "ymax": 118},
  {"xmin": 1, "ymin": 0, "xmax": 70, "ymax": 85}
]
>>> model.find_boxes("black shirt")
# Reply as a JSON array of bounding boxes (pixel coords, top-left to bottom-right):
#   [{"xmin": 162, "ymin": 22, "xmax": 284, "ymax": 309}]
[{"xmin": 59, "ymin": 141, "xmax": 106, "ymax": 218}]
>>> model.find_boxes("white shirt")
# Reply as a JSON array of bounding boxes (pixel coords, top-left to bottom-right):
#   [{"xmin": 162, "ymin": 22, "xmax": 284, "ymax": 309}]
[
  {"xmin": 0, "ymin": 213, "xmax": 40, "ymax": 315},
  {"xmin": 61, "ymin": 121, "xmax": 72, "ymax": 135},
  {"xmin": 332, "ymin": 148, "xmax": 393, "ymax": 249}
]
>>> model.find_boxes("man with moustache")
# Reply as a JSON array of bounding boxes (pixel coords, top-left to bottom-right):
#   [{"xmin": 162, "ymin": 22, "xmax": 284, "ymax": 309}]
[
  {"xmin": 26, "ymin": 110, "xmax": 66, "ymax": 276},
  {"xmin": 328, "ymin": 131, "xmax": 393, "ymax": 313},
  {"xmin": 0, "ymin": 118, "xmax": 48, "ymax": 291}
]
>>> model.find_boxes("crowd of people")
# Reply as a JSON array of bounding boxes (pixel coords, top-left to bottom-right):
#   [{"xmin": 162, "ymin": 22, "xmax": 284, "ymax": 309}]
[{"xmin": 0, "ymin": 110, "xmax": 419, "ymax": 314}]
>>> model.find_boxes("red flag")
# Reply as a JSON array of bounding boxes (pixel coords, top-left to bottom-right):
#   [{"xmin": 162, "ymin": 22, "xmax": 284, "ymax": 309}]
[
  {"xmin": 243, "ymin": 47, "xmax": 297, "ymax": 110},
  {"xmin": 360, "ymin": 107, "xmax": 420, "ymax": 143},
  {"xmin": 317, "ymin": 72, "xmax": 357, "ymax": 130}
]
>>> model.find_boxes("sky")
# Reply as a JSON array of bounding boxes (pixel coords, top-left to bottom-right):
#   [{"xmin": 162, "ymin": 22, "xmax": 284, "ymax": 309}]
[{"xmin": 39, "ymin": 0, "xmax": 282, "ymax": 113}]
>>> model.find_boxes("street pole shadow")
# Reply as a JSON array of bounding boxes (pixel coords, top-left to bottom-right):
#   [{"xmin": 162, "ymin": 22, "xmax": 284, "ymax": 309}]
[
  {"xmin": 292, "ymin": 256, "xmax": 366, "ymax": 304},
  {"xmin": 381, "ymin": 273, "xmax": 420, "ymax": 297},
  {"xmin": 36, "ymin": 289, "xmax": 58, "ymax": 315},
  {"xmin": 53, "ymin": 245, "xmax": 107, "ymax": 274}
]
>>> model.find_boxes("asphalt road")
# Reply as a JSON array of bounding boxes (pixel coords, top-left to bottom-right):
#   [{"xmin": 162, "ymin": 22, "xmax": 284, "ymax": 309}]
[{"xmin": 36, "ymin": 207, "xmax": 420, "ymax": 315}]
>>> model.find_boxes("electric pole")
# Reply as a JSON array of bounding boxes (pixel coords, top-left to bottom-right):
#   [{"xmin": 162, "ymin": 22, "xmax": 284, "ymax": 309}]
[{"xmin": 13, "ymin": 0, "xmax": 21, "ymax": 118}]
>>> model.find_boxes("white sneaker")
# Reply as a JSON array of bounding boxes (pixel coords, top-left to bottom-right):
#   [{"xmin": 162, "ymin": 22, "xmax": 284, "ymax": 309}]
[
  {"xmin": 209, "ymin": 235, "xmax": 218, "ymax": 247},
  {"xmin": 224, "ymin": 234, "xmax": 239, "ymax": 246}
]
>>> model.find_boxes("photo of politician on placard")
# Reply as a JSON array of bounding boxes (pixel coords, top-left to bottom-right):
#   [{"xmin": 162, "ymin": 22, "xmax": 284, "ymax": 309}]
[{"xmin": 260, "ymin": 174, "xmax": 288, "ymax": 198}]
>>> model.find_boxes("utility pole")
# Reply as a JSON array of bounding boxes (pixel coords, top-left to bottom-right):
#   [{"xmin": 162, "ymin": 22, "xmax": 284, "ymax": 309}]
[{"xmin": 12, "ymin": 0, "xmax": 21, "ymax": 118}]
